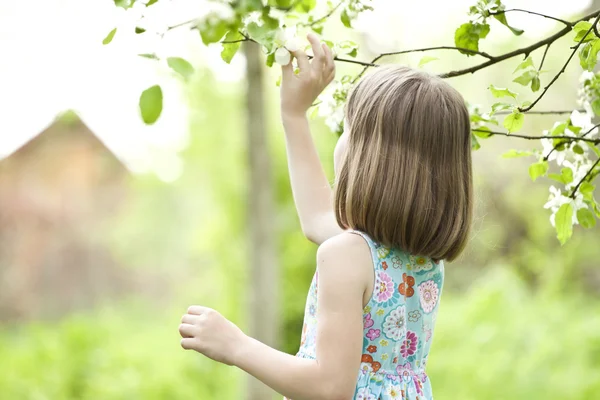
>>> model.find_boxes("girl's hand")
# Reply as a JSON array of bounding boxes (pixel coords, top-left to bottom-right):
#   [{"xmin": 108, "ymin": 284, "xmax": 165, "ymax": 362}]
[
  {"xmin": 280, "ymin": 33, "xmax": 335, "ymax": 118},
  {"xmin": 179, "ymin": 306, "xmax": 247, "ymax": 366}
]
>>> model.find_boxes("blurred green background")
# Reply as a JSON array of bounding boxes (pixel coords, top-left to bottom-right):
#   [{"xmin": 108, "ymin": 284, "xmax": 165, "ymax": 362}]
[{"xmin": 2, "ymin": 2, "xmax": 600, "ymax": 400}]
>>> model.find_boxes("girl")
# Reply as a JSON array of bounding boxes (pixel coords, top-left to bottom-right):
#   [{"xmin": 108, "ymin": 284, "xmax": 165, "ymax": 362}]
[{"xmin": 179, "ymin": 33, "xmax": 472, "ymax": 400}]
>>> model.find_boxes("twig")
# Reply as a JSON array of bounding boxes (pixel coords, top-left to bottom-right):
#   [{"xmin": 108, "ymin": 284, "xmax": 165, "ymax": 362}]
[
  {"xmin": 167, "ymin": 18, "xmax": 197, "ymax": 31},
  {"xmin": 539, "ymin": 43, "xmax": 551, "ymax": 70},
  {"xmin": 495, "ymin": 110, "xmax": 583, "ymax": 115},
  {"xmin": 570, "ymin": 158, "xmax": 600, "ymax": 198},
  {"xmin": 473, "ymin": 128, "xmax": 600, "ymax": 144},
  {"xmin": 301, "ymin": 0, "xmax": 345, "ymax": 27},
  {"xmin": 544, "ymin": 123, "xmax": 600, "ymax": 161},
  {"xmin": 520, "ymin": 13, "xmax": 600, "ymax": 112},
  {"xmin": 439, "ymin": 9, "xmax": 600, "ymax": 79},
  {"xmin": 352, "ymin": 46, "xmax": 496, "ymax": 83},
  {"xmin": 490, "ymin": 9, "xmax": 571, "ymax": 26}
]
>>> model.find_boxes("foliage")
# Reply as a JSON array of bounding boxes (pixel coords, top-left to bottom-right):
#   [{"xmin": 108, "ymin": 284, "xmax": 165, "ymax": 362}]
[{"xmin": 105, "ymin": 0, "xmax": 600, "ymax": 244}]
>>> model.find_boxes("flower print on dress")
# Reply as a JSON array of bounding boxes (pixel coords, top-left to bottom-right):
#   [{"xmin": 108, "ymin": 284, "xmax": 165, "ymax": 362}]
[
  {"xmin": 383, "ymin": 305, "xmax": 406, "ymax": 340},
  {"xmin": 377, "ymin": 246, "xmax": 390, "ymax": 259},
  {"xmin": 418, "ymin": 279, "xmax": 440, "ymax": 313},
  {"xmin": 374, "ymin": 271, "xmax": 395, "ymax": 302},
  {"xmin": 382, "ymin": 261, "xmax": 389, "ymax": 270},
  {"xmin": 408, "ymin": 310, "xmax": 421, "ymax": 322},
  {"xmin": 396, "ymin": 362, "xmax": 413, "ymax": 382},
  {"xmin": 308, "ymin": 304, "xmax": 316, "ymax": 317},
  {"xmin": 410, "ymin": 255, "xmax": 434, "ymax": 274},
  {"xmin": 391, "ymin": 255, "xmax": 403, "ymax": 269},
  {"xmin": 363, "ymin": 313, "xmax": 374, "ymax": 329},
  {"xmin": 399, "ymin": 273, "xmax": 415, "ymax": 297},
  {"xmin": 386, "ymin": 384, "xmax": 403, "ymax": 399},
  {"xmin": 356, "ymin": 387, "xmax": 378, "ymax": 400},
  {"xmin": 366, "ymin": 328, "xmax": 381, "ymax": 341},
  {"xmin": 367, "ymin": 345, "xmax": 377, "ymax": 353},
  {"xmin": 400, "ymin": 330, "xmax": 418, "ymax": 358}
]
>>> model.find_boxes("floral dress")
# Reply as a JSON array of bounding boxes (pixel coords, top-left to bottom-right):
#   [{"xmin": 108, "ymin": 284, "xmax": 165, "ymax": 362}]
[{"xmin": 290, "ymin": 230, "xmax": 444, "ymax": 400}]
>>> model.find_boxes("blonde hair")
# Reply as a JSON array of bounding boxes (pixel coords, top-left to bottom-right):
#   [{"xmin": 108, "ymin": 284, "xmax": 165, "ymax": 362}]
[{"xmin": 334, "ymin": 65, "xmax": 473, "ymax": 262}]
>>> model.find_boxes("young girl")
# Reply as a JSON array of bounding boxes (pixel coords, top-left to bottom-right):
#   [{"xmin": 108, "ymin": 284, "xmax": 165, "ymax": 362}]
[{"xmin": 179, "ymin": 33, "xmax": 473, "ymax": 400}]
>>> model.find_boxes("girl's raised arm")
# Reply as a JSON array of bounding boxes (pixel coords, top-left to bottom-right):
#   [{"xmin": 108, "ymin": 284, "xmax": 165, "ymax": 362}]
[{"xmin": 280, "ymin": 34, "xmax": 344, "ymax": 245}]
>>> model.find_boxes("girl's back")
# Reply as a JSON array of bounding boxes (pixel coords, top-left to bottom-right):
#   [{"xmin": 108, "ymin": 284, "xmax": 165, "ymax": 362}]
[{"xmin": 296, "ymin": 230, "xmax": 443, "ymax": 399}]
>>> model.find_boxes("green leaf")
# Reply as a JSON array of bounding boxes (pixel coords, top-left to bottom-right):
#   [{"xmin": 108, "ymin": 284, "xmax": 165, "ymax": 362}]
[
  {"xmin": 503, "ymin": 111, "xmax": 524, "ymax": 133},
  {"xmin": 246, "ymin": 22, "xmax": 277, "ymax": 51},
  {"xmin": 146, "ymin": 0, "xmax": 158, "ymax": 5},
  {"xmin": 580, "ymin": 182, "xmax": 595, "ymax": 196},
  {"xmin": 138, "ymin": 53, "xmax": 159, "ymax": 60},
  {"xmin": 471, "ymin": 133, "xmax": 481, "ymax": 150},
  {"xmin": 139, "ymin": 85, "xmax": 163, "ymax": 125},
  {"xmin": 239, "ymin": 0, "xmax": 263, "ymax": 12},
  {"xmin": 579, "ymin": 39, "xmax": 600, "ymax": 71},
  {"xmin": 454, "ymin": 22, "xmax": 490, "ymax": 55},
  {"xmin": 555, "ymin": 203, "xmax": 574, "ymax": 245},
  {"xmin": 473, "ymin": 126, "xmax": 493, "ymax": 138},
  {"xmin": 102, "ymin": 28, "xmax": 117, "ymax": 45},
  {"xmin": 513, "ymin": 56, "xmax": 534, "ymax": 73},
  {"xmin": 513, "ymin": 70, "xmax": 537, "ymax": 86},
  {"xmin": 135, "ymin": 26, "xmax": 146, "ymax": 34},
  {"xmin": 573, "ymin": 21, "xmax": 596, "ymax": 43},
  {"xmin": 489, "ymin": 84, "xmax": 517, "ymax": 99},
  {"xmin": 551, "ymin": 122, "xmax": 567, "ymax": 136},
  {"xmin": 295, "ymin": 0, "xmax": 316, "ymax": 12},
  {"xmin": 493, "ymin": 12, "xmax": 524, "ymax": 36},
  {"xmin": 548, "ymin": 173, "xmax": 565, "ymax": 183},
  {"xmin": 561, "ymin": 167, "xmax": 574, "ymax": 184},
  {"xmin": 592, "ymin": 98, "xmax": 600, "ymax": 115},
  {"xmin": 419, "ymin": 56, "xmax": 439, "ymax": 67},
  {"xmin": 595, "ymin": 202, "xmax": 600, "ymax": 218},
  {"xmin": 341, "ymin": 9, "xmax": 351, "ymax": 28},
  {"xmin": 491, "ymin": 102, "xmax": 514, "ymax": 114},
  {"xmin": 221, "ymin": 31, "xmax": 243, "ymax": 63},
  {"xmin": 266, "ymin": 52, "xmax": 275, "ymax": 67},
  {"xmin": 528, "ymin": 160, "xmax": 548, "ymax": 182},
  {"xmin": 577, "ymin": 208, "xmax": 596, "ymax": 228},
  {"xmin": 199, "ymin": 19, "xmax": 230, "ymax": 44},
  {"xmin": 502, "ymin": 149, "xmax": 534, "ymax": 158},
  {"xmin": 531, "ymin": 76, "xmax": 541, "ymax": 92},
  {"xmin": 167, "ymin": 57, "xmax": 194, "ymax": 80},
  {"xmin": 572, "ymin": 144, "xmax": 584, "ymax": 155}
]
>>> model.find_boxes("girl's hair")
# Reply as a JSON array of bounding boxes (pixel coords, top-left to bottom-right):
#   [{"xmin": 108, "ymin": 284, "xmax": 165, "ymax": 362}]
[{"xmin": 334, "ymin": 65, "xmax": 473, "ymax": 262}]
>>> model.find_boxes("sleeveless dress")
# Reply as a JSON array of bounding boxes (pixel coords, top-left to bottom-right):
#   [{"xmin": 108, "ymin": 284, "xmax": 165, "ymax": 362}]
[{"xmin": 290, "ymin": 230, "xmax": 444, "ymax": 400}]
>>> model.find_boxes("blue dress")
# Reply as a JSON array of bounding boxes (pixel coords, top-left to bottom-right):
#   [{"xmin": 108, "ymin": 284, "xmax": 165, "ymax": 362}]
[{"xmin": 293, "ymin": 230, "xmax": 444, "ymax": 399}]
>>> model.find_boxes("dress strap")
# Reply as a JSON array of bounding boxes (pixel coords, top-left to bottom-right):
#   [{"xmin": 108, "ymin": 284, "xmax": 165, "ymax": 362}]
[{"xmin": 347, "ymin": 229, "xmax": 380, "ymax": 271}]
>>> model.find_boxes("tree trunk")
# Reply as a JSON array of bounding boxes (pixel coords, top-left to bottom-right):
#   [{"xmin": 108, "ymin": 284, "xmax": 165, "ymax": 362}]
[{"xmin": 243, "ymin": 41, "xmax": 279, "ymax": 400}]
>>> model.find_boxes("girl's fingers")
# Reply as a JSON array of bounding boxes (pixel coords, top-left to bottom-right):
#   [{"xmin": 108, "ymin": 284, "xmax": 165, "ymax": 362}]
[
  {"xmin": 178, "ymin": 323, "xmax": 197, "ymax": 338},
  {"xmin": 292, "ymin": 48, "xmax": 310, "ymax": 73},
  {"xmin": 181, "ymin": 314, "xmax": 201, "ymax": 325},
  {"xmin": 322, "ymin": 43, "xmax": 335, "ymax": 74},
  {"xmin": 281, "ymin": 57, "xmax": 294, "ymax": 81},
  {"xmin": 187, "ymin": 305, "xmax": 210, "ymax": 315},
  {"xmin": 180, "ymin": 338, "xmax": 196, "ymax": 350},
  {"xmin": 308, "ymin": 33, "xmax": 324, "ymax": 70}
]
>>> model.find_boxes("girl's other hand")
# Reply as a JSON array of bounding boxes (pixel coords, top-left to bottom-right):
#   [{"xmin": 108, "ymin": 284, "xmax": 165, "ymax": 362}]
[
  {"xmin": 179, "ymin": 306, "xmax": 247, "ymax": 366},
  {"xmin": 280, "ymin": 33, "xmax": 335, "ymax": 119}
]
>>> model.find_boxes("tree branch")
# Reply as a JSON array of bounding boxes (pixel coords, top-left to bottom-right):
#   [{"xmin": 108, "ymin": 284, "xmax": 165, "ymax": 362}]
[
  {"xmin": 490, "ymin": 9, "xmax": 572, "ymax": 26},
  {"xmin": 439, "ymin": 9, "xmax": 600, "ymax": 79},
  {"xmin": 495, "ymin": 110, "xmax": 583, "ymax": 115},
  {"xmin": 539, "ymin": 43, "xmax": 551, "ymax": 70},
  {"xmin": 519, "ymin": 13, "xmax": 600, "ymax": 112},
  {"xmin": 301, "ymin": 0, "xmax": 345, "ymax": 27},
  {"xmin": 473, "ymin": 128, "xmax": 600, "ymax": 144},
  {"xmin": 544, "ymin": 123, "xmax": 600, "ymax": 161},
  {"xmin": 570, "ymin": 157, "xmax": 600, "ymax": 198}
]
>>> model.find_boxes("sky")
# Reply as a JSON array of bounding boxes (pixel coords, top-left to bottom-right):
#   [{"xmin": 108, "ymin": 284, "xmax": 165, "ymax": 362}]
[{"xmin": 0, "ymin": 0, "xmax": 592, "ymax": 181}]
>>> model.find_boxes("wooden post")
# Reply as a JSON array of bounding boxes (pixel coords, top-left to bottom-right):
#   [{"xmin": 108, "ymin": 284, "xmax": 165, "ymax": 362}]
[{"xmin": 243, "ymin": 40, "xmax": 279, "ymax": 400}]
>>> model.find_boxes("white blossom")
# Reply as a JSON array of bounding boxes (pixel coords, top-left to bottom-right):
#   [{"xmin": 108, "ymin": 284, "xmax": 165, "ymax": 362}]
[
  {"xmin": 545, "ymin": 186, "xmax": 588, "ymax": 227},
  {"xmin": 275, "ymin": 47, "xmax": 291, "ymax": 66}
]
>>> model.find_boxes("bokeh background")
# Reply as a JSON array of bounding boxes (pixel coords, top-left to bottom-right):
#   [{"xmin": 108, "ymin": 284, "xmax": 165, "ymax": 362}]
[{"xmin": 1, "ymin": 0, "xmax": 600, "ymax": 399}]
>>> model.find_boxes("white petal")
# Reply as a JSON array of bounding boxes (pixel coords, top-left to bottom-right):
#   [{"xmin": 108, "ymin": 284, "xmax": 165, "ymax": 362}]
[
  {"xmin": 275, "ymin": 47, "xmax": 291, "ymax": 65},
  {"xmin": 285, "ymin": 37, "xmax": 301, "ymax": 52}
]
